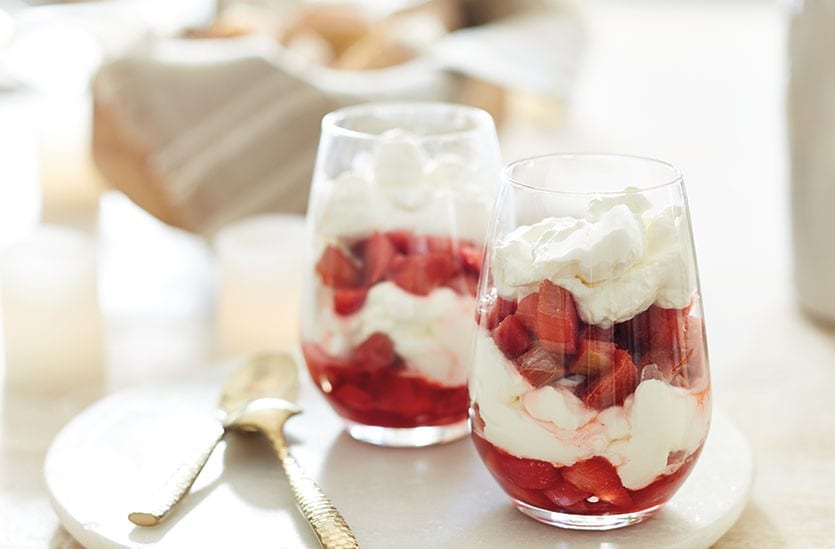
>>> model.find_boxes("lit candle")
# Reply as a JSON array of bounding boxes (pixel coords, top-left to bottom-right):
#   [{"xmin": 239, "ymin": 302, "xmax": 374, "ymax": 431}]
[
  {"xmin": 214, "ymin": 215, "xmax": 306, "ymax": 355},
  {"xmin": 0, "ymin": 226, "xmax": 104, "ymax": 392}
]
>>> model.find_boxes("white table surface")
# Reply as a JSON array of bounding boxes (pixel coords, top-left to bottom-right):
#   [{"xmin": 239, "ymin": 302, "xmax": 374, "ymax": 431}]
[{"xmin": 2, "ymin": 1, "xmax": 832, "ymax": 547}]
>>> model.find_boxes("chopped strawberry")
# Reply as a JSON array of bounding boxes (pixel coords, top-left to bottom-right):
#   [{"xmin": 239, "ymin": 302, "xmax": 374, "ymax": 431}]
[
  {"xmin": 631, "ymin": 305, "xmax": 691, "ymax": 353},
  {"xmin": 354, "ymin": 333, "xmax": 397, "ymax": 370},
  {"xmin": 426, "ymin": 235, "xmax": 455, "ymax": 255},
  {"xmin": 445, "ymin": 273, "xmax": 479, "ymax": 297},
  {"xmin": 582, "ymin": 349, "xmax": 639, "ymax": 410},
  {"xmin": 638, "ymin": 347, "xmax": 692, "ymax": 380},
  {"xmin": 496, "ymin": 451, "xmax": 561, "ymax": 490},
  {"xmin": 315, "ymin": 246, "xmax": 361, "ymax": 289},
  {"xmin": 581, "ymin": 324, "xmax": 615, "ymax": 343},
  {"xmin": 388, "ymin": 253, "xmax": 457, "ymax": 296},
  {"xmin": 458, "ymin": 244, "xmax": 483, "ymax": 275},
  {"xmin": 684, "ymin": 319, "xmax": 708, "ymax": 387},
  {"xmin": 362, "ymin": 232, "xmax": 397, "ymax": 285},
  {"xmin": 570, "ymin": 339, "xmax": 617, "ymax": 378},
  {"xmin": 515, "ymin": 345, "xmax": 564, "ymax": 387},
  {"xmin": 333, "ymin": 287, "xmax": 369, "ymax": 315},
  {"xmin": 515, "ymin": 293, "xmax": 539, "ymax": 331},
  {"xmin": 492, "ymin": 315, "xmax": 531, "ymax": 359},
  {"xmin": 483, "ymin": 296, "xmax": 518, "ymax": 330},
  {"xmin": 535, "ymin": 280, "xmax": 579, "ymax": 354},
  {"xmin": 544, "ymin": 478, "xmax": 592, "ymax": 507},
  {"xmin": 614, "ymin": 319, "xmax": 642, "ymax": 356},
  {"xmin": 561, "ymin": 457, "xmax": 632, "ymax": 508},
  {"xmin": 384, "ymin": 230, "xmax": 415, "ymax": 254},
  {"xmin": 383, "ymin": 232, "xmax": 452, "ymax": 255}
]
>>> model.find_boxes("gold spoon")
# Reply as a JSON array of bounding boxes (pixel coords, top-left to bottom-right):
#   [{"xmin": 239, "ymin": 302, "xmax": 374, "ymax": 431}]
[
  {"xmin": 128, "ymin": 354, "xmax": 301, "ymax": 527},
  {"xmin": 229, "ymin": 397, "xmax": 358, "ymax": 549},
  {"xmin": 128, "ymin": 354, "xmax": 358, "ymax": 548}
]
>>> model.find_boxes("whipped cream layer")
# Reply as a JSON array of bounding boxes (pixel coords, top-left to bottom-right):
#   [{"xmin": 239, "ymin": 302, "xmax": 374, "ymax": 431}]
[
  {"xmin": 313, "ymin": 130, "xmax": 494, "ymax": 243},
  {"xmin": 491, "ymin": 194, "xmax": 695, "ymax": 325},
  {"xmin": 311, "ymin": 282, "xmax": 474, "ymax": 387},
  {"xmin": 470, "ymin": 332, "xmax": 711, "ymax": 490}
]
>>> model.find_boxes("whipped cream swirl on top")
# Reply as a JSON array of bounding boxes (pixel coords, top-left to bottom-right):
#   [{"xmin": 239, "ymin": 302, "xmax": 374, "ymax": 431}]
[
  {"xmin": 491, "ymin": 193, "xmax": 695, "ymax": 325},
  {"xmin": 313, "ymin": 130, "xmax": 495, "ymax": 242}
]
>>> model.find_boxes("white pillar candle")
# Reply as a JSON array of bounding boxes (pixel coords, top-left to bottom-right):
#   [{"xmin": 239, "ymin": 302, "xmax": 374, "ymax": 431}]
[
  {"xmin": 0, "ymin": 226, "xmax": 104, "ymax": 392},
  {"xmin": 214, "ymin": 214, "xmax": 306, "ymax": 355},
  {"xmin": 37, "ymin": 96, "xmax": 104, "ymax": 221}
]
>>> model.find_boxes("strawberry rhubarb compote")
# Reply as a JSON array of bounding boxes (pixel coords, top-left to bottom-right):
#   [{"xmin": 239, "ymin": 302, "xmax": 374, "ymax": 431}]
[
  {"xmin": 302, "ymin": 120, "xmax": 497, "ymax": 446},
  {"xmin": 471, "ymin": 193, "xmax": 711, "ymax": 528}
]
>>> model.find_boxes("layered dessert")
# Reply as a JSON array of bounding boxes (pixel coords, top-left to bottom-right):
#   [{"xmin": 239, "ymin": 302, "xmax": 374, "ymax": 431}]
[
  {"xmin": 470, "ymin": 194, "xmax": 711, "ymax": 516},
  {"xmin": 302, "ymin": 130, "xmax": 494, "ymax": 428}
]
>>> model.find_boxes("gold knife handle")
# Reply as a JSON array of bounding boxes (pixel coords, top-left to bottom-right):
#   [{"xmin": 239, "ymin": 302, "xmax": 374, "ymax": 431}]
[
  {"xmin": 269, "ymin": 433, "xmax": 359, "ymax": 549},
  {"xmin": 128, "ymin": 421, "xmax": 226, "ymax": 527}
]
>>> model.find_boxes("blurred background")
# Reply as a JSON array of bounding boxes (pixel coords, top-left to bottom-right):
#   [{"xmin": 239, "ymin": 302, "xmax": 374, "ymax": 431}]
[
  {"xmin": 0, "ymin": 0, "xmax": 790, "ymax": 387},
  {"xmin": 3, "ymin": 0, "xmax": 832, "ymax": 546}
]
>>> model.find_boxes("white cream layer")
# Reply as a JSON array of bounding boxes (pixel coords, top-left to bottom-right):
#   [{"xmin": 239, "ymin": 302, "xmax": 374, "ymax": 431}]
[
  {"xmin": 311, "ymin": 281, "xmax": 475, "ymax": 387},
  {"xmin": 470, "ymin": 332, "xmax": 711, "ymax": 490},
  {"xmin": 491, "ymin": 196, "xmax": 695, "ymax": 325}
]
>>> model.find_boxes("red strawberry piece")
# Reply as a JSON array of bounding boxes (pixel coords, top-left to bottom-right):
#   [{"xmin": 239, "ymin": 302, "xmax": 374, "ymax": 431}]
[
  {"xmin": 581, "ymin": 324, "xmax": 615, "ymax": 343},
  {"xmin": 582, "ymin": 349, "xmax": 639, "ymax": 410},
  {"xmin": 631, "ymin": 305, "xmax": 691, "ymax": 353},
  {"xmin": 362, "ymin": 232, "xmax": 398, "ymax": 285},
  {"xmin": 614, "ymin": 318, "xmax": 642, "ymax": 356},
  {"xmin": 458, "ymin": 243, "xmax": 483, "ymax": 275},
  {"xmin": 544, "ymin": 478, "xmax": 592, "ymax": 507},
  {"xmin": 515, "ymin": 345, "xmax": 565, "ymax": 387},
  {"xmin": 535, "ymin": 280, "xmax": 579, "ymax": 354},
  {"xmin": 426, "ymin": 235, "xmax": 455, "ymax": 255},
  {"xmin": 333, "ymin": 287, "xmax": 369, "ymax": 316},
  {"xmin": 638, "ymin": 347, "xmax": 692, "ymax": 380},
  {"xmin": 316, "ymin": 246, "xmax": 361, "ymax": 289},
  {"xmin": 571, "ymin": 339, "xmax": 617, "ymax": 378},
  {"xmin": 684, "ymin": 318, "xmax": 708, "ymax": 387},
  {"xmin": 492, "ymin": 315, "xmax": 531, "ymax": 359},
  {"xmin": 445, "ymin": 273, "xmax": 479, "ymax": 297},
  {"xmin": 384, "ymin": 230, "xmax": 414, "ymax": 254},
  {"xmin": 649, "ymin": 305, "xmax": 691, "ymax": 350},
  {"xmin": 515, "ymin": 293, "xmax": 539, "ymax": 331},
  {"xmin": 561, "ymin": 456, "xmax": 632, "ymax": 508},
  {"xmin": 388, "ymin": 252, "xmax": 458, "ymax": 296},
  {"xmin": 483, "ymin": 296, "xmax": 518, "ymax": 330},
  {"xmin": 384, "ymin": 231, "xmax": 443, "ymax": 255},
  {"xmin": 496, "ymin": 451, "xmax": 561, "ymax": 490},
  {"xmin": 354, "ymin": 332, "xmax": 397, "ymax": 370}
]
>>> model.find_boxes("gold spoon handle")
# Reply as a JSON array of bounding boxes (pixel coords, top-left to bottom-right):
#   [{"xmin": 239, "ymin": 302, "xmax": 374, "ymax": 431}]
[
  {"xmin": 268, "ymin": 433, "xmax": 359, "ymax": 549},
  {"xmin": 128, "ymin": 422, "xmax": 225, "ymax": 526}
]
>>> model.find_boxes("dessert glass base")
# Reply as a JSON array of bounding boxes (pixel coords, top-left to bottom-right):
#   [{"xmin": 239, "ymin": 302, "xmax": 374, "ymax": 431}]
[
  {"xmin": 345, "ymin": 419, "xmax": 469, "ymax": 448},
  {"xmin": 513, "ymin": 500, "xmax": 662, "ymax": 531}
]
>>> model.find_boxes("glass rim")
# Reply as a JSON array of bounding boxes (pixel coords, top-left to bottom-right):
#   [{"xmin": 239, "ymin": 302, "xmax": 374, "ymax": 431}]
[
  {"xmin": 503, "ymin": 153, "xmax": 684, "ymax": 196},
  {"xmin": 320, "ymin": 101, "xmax": 496, "ymax": 143}
]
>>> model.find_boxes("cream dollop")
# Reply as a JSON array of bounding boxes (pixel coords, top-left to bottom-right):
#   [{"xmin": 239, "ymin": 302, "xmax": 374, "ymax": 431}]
[
  {"xmin": 311, "ymin": 282, "xmax": 475, "ymax": 386},
  {"xmin": 313, "ymin": 130, "xmax": 495, "ymax": 242},
  {"xmin": 470, "ymin": 332, "xmax": 710, "ymax": 490},
  {"xmin": 491, "ymin": 196, "xmax": 695, "ymax": 325}
]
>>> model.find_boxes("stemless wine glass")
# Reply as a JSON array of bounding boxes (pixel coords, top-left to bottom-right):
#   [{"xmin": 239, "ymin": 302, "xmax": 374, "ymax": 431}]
[
  {"xmin": 470, "ymin": 153, "xmax": 712, "ymax": 530},
  {"xmin": 301, "ymin": 102, "xmax": 501, "ymax": 447}
]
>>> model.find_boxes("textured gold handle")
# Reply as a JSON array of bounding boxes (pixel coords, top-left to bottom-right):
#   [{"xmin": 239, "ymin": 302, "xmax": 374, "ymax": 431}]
[
  {"xmin": 129, "ymin": 422, "xmax": 226, "ymax": 526},
  {"xmin": 269, "ymin": 433, "xmax": 359, "ymax": 549}
]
